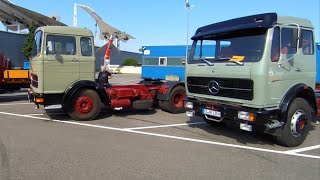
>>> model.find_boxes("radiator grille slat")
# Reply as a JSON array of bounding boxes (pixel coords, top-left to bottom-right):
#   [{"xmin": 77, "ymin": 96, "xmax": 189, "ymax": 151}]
[{"xmin": 187, "ymin": 77, "xmax": 253, "ymax": 100}]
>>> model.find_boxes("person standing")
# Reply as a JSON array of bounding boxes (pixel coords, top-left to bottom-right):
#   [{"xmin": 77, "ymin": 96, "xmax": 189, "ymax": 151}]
[{"xmin": 97, "ymin": 66, "xmax": 112, "ymax": 88}]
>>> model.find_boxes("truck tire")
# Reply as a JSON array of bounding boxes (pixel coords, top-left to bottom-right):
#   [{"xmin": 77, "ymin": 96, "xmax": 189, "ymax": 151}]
[
  {"xmin": 276, "ymin": 98, "xmax": 311, "ymax": 147},
  {"xmin": 158, "ymin": 100, "xmax": 168, "ymax": 111},
  {"xmin": 68, "ymin": 89, "xmax": 101, "ymax": 121},
  {"xmin": 159, "ymin": 86, "xmax": 186, "ymax": 114}
]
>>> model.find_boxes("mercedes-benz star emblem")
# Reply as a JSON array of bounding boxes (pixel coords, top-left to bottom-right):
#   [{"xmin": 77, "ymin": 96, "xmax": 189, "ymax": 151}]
[{"xmin": 208, "ymin": 80, "xmax": 220, "ymax": 94}]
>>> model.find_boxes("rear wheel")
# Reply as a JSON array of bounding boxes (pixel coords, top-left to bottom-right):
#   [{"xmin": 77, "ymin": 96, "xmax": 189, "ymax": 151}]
[
  {"xmin": 159, "ymin": 86, "xmax": 186, "ymax": 114},
  {"xmin": 68, "ymin": 89, "xmax": 101, "ymax": 121},
  {"xmin": 276, "ymin": 98, "xmax": 311, "ymax": 147}
]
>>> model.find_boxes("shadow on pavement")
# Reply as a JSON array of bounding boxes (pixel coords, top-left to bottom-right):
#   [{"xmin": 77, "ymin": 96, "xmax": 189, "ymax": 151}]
[
  {"xmin": 0, "ymin": 93, "xmax": 28, "ymax": 103},
  {"xmin": 185, "ymin": 117, "xmax": 318, "ymax": 147},
  {"xmin": 44, "ymin": 106, "xmax": 157, "ymax": 122}
]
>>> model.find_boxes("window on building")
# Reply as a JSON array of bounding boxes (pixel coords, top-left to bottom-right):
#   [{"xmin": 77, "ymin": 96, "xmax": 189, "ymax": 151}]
[
  {"xmin": 281, "ymin": 28, "xmax": 297, "ymax": 54},
  {"xmin": 271, "ymin": 27, "xmax": 280, "ymax": 62},
  {"xmin": 81, "ymin": 37, "xmax": 93, "ymax": 56},
  {"xmin": 301, "ymin": 30, "xmax": 314, "ymax": 55},
  {"xmin": 46, "ymin": 35, "xmax": 76, "ymax": 55},
  {"xmin": 159, "ymin": 57, "xmax": 167, "ymax": 66}
]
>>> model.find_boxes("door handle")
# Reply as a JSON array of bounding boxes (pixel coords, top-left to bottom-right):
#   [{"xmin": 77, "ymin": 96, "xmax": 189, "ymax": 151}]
[
  {"xmin": 72, "ymin": 58, "xmax": 79, "ymax": 62},
  {"xmin": 295, "ymin": 68, "xmax": 301, "ymax": 72}
]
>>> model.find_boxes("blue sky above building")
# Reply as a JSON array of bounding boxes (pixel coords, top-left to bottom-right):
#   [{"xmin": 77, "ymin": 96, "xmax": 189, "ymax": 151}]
[{"xmin": 1, "ymin": 0, "xmax": 319, "ymax": 53}]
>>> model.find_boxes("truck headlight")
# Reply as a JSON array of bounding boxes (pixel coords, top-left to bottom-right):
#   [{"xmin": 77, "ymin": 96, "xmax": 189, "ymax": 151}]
[
  {"xmin": 238, "ymin": 111, "xmax": 255, "ymax": 122},
  {"xmin": 184, "ymin": 101, "xmax": 194, "ymax": 109}
]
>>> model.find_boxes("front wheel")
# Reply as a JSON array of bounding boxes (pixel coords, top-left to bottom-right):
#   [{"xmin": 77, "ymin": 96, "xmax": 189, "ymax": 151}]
[
  {"xmin": 68, "ymin": 89, "xmax": 101, "ymax": 121},
  {"xmin": 276, "ymin": 98, "xmax": 312, "ymax": 147}
]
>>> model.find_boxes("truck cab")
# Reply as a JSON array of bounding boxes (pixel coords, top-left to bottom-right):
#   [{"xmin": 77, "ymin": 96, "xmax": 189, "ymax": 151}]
[
  {"xmin": 28, "ymin": 26, "xmax": 186, "ymax": 121},
  {"xmin": 184, "ymin": 13, "xmax": 317, "ymax": 147},
  {"xmin": 30, "ymin": 26, "xmax": 95, "ymax": 105}
]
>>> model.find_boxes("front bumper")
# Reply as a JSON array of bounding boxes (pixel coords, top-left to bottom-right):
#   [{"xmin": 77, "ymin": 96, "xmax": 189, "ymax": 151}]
[{"xmin": 184, "ymin": 98, "xmax": 280, "ymax": 126}]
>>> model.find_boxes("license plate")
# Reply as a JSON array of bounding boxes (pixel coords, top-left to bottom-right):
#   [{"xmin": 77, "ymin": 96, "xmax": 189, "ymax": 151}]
[
  {"xmin": 202, "ymin": 108, "xmax": 221, "ymax": 118},
  {"xmin": 240, "ymin": 123, "xmax": 252, "ymax": 132},
  {"xmin": 44, "ymin": 104, "xmax": 62, "ymax": 110}
]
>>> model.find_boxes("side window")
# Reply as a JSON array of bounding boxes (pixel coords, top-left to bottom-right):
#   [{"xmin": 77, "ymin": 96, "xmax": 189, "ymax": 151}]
[
  {"xmin": 33, "ymin": 30, "xmax": 42, "ymax": 57},
  {"xmin": 271, "ymin": 27, "xmax": 280, "ymax": 62},
  {"xmin": 159, "ymin": 57, "xmax": 167, "ymax": 66},
  {"xmin": 81, "ymin": 37, "xmax": 93, "ymax": 56},
  {"xmin": 46, "ymin": 35, "xmax": 76, "ymax": 55},
  {"xmin": 301, "ymin": 30, "xmax": 314, "ymax": 55},
  {"xmin": 281, "ymin": 28, "xmax": 297, "ymax": 54}
]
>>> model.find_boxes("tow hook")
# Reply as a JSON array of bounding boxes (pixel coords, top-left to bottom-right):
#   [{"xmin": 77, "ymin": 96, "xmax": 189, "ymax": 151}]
[{"xmin": 35, "ymin": 104, "xmax": 39, "ymax": 109}]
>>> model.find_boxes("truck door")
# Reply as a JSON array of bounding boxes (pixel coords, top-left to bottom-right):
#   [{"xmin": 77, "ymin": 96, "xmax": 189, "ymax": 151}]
[
  {"xmin": 79, "ymin": 37, "xmax": 95, "ymax": 81},
  {"xmin": 267, "ymin": 27, "xmax": 316, "ymax": 106},
  {"xmin": 44, "ymin": 35, "xmax": 79, "ymax": 93}
]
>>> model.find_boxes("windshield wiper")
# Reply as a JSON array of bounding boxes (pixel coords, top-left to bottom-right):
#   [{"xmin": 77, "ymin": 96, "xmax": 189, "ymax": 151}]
[
  {"xmin": 199, "ymin": 58, "xmax": 214, "ymax": 66},
  {"xmin": 215, "ymin": 57, "xmax": 244, "ymax": 66}
]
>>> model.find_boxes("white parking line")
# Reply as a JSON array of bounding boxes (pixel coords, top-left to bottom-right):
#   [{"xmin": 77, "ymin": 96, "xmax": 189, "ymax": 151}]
[
  {"xmin": 25, "ymin": 113, "xmax": 45, "ymax": 116},
  {"xmin": 285, "ymin": 145, "xmax": 320, "ymax": 154},
  {"xmin": 124, "ymin": 122, "xmax": 206, "ymax": 130},
  {"xmin": 0, "ymin": 111, "xmax": 319, "ymax": 160},
  {"xmin": 0, "ymin": 103, "xmax": 31, "ymax": 106}
]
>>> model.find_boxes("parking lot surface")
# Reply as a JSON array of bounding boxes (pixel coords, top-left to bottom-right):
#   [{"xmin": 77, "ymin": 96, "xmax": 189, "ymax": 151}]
[{"xmin": 0, "ymin": 74, "xmax": 319, "ymax": 180}]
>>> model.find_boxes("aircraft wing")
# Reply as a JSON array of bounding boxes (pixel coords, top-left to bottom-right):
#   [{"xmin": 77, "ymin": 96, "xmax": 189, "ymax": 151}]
[
  {"xmin": 0, "ymin": 0, "xmax": 66, "ymax": 31},
  {"xmin": 77, "ymin": 5, "xmax": 135, "ymax": 41}
]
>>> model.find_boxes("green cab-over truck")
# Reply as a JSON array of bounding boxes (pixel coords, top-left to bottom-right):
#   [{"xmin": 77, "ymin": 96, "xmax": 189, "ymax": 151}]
[
  {"xmin": 28, "ymin": 26, "xmax": 186, "ymax": 121},
  {"xmin": 184, "ymin": 13, "xmax": 318, "ymax": 147}
]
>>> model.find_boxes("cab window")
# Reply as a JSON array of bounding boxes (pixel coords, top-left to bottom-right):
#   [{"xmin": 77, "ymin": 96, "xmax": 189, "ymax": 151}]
[
  {"xmin": 46, "ymin": 35, "xmax": 76, "ymax": 55},
  {"xmin": 301, "ymin": 30, "xmax": 314, "ymax": 55},
  {"xmin": 32, "ymin": 30, "xmax": 42, "ymax": 57},
  {"xmin": 81, "ymin": 37, "xmax": 93, "ymax": 56},
  {"xmin": 271, "ymin": 27, "xmax": 280, "ymax": 62},
  {"xmin": 281, "ymin": 28, "xmax": 297, "ymax": 54}
]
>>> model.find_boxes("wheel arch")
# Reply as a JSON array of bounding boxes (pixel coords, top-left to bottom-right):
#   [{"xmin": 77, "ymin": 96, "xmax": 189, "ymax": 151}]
[
  {"xmin": 279, "ymin": 83, "xmax": 317, "ymax": 122},
  {"xmin": 62, "ymin": 80, "xmax": 105, "ymax": 107},
  {"xmin": 157, "ymin": 81, "xmax": 185, "ymax": 101}
]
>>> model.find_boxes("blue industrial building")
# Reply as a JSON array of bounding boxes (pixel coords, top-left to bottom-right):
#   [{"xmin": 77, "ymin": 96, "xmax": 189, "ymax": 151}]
[
  {"xmin": 141, "ymin": 45, "xmax": 214, "ymax": 81},
  {"xmin": 142, "ymin": 43, "xmax": 320, "ymax": 82}
]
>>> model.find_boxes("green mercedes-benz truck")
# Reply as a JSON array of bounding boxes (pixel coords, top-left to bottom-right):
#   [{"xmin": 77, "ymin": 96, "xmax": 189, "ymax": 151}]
[{"xmin": 184, "ymin": 13, "xmax": 317, "ymax": 147}]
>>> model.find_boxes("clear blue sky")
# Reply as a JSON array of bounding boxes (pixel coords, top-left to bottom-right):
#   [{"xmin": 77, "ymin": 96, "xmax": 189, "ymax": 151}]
[{"xmin": 1, "ymin": 0, "xmax": 319, "ymax": 52}]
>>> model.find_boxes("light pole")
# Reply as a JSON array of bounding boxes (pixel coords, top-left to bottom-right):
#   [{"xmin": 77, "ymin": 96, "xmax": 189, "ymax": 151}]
[{"xmin": 185, "ymin": 0, "xmax": 193, "ymax": 62}]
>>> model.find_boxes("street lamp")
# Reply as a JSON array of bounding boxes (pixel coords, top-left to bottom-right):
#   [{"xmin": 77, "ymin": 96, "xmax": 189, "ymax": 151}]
[{"xmin": 185, "ymin": 0, "xmax": 194, "ymax": 61}]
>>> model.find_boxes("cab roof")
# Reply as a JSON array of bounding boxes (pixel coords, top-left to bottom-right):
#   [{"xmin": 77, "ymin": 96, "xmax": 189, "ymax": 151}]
[
  {"xmin": 192, "ymin": 13, "xmax": 313, "ymax": 40},
  {"xmin": 36, "ymin": 26, "xmax": 93, "ymax": 37}
]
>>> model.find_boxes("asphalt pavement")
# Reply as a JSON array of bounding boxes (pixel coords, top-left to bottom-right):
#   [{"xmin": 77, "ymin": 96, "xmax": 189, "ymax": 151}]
[{"xmin": 0, "ymin": 74, "xmax": 319, "ymax": 180}]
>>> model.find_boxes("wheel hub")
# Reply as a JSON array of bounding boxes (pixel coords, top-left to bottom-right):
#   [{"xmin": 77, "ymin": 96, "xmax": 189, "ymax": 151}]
[
  {"xmin": 173, "ymin": 93, "xmax": 186, "ymax": 108},
  {"xmin": 75, "ymin": 96, "xmax": 94, "ymax": 114},
  {"xmin": 290, "ymin": 110, "xmax": 308, "ymax": 137}
]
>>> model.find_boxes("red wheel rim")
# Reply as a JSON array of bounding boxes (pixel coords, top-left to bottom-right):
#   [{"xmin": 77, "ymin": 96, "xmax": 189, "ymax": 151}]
[
  {"xmin": 75, "ymin": 96, "xmax": 94, "ymax": 114},
  {"xmin": 172, "ymin": 92, "xmax": 186, "ymax": 108}
]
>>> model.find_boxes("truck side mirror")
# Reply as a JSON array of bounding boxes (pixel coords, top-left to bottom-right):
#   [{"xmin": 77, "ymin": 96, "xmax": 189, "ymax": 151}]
[{"xmin": 291, "ymin": 28, "xmax": 298, "ymax": 49}]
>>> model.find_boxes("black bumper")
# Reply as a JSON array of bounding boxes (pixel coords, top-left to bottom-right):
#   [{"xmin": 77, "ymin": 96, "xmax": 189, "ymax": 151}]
[
  {"xmin": 28, "ymin": 89, "xmax": 63, "ymax": 106},
  {"xmin": 185, "ymin": 98, "xmax": 280, "ymax": 126}
]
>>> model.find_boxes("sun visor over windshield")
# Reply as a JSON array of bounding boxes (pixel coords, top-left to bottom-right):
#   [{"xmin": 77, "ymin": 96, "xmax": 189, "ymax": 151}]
[{"xmin": 191, "ymin": 13, "xmax": 277, "ymax": 40}]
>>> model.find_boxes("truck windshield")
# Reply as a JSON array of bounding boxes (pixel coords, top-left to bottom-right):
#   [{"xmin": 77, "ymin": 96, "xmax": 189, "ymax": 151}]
[{"xmin": 189, "ymin": 29, "xmax": 267, "ymax": 64}]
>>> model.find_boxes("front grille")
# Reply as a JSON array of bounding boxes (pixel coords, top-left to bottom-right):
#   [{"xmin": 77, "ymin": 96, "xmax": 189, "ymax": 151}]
[{"xmin": 187, "ymin": 77, "xmax": 253, "ymax": 100}]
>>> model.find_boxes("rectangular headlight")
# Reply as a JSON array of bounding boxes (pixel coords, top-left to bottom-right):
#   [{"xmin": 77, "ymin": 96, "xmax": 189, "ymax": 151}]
[
  {"xmin": 184, "ymin": 101, "xmax": 194, "ymax": 109},
  {"xmin": 238, "ymin": 111, "xmax": 255, "ymax": 122}
]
